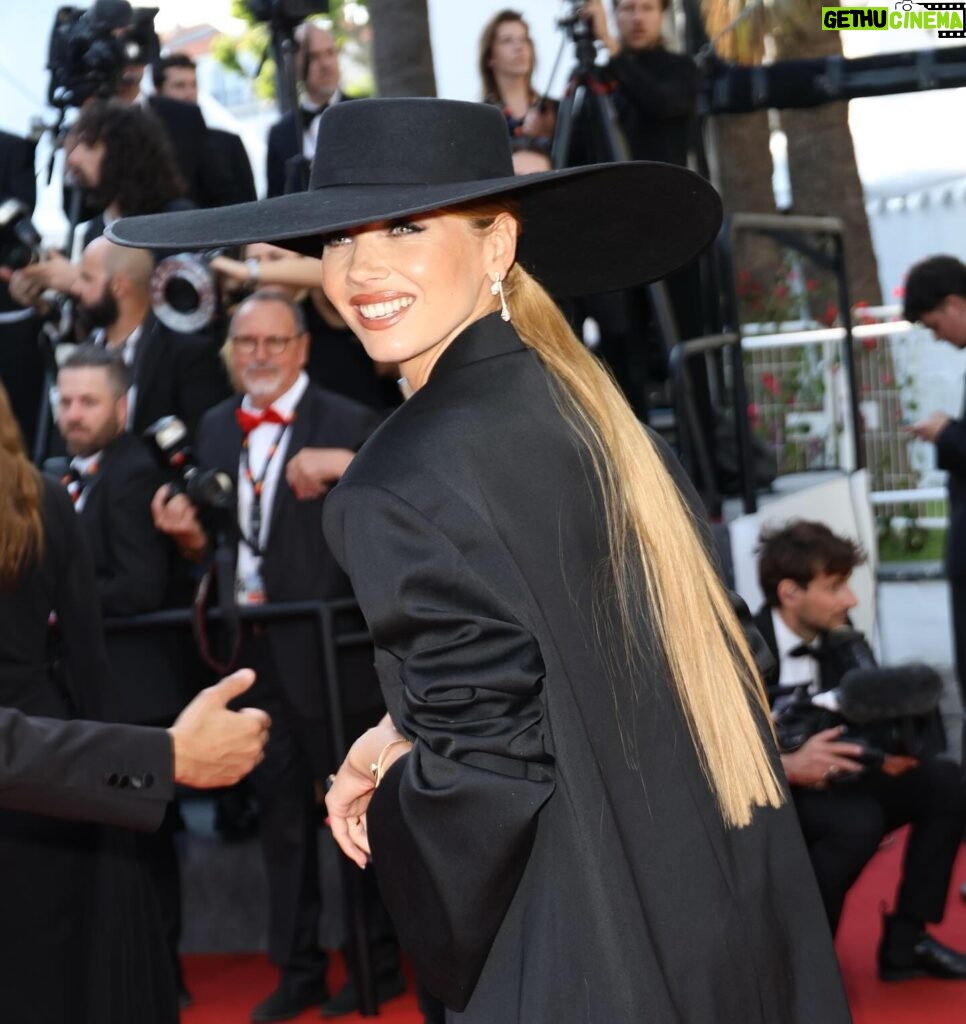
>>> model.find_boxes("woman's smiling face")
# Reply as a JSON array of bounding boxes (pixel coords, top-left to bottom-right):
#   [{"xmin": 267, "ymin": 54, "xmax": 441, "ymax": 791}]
[{"xmin": 320, "ymin": 210, "xmax": 515, "ymax": 390}]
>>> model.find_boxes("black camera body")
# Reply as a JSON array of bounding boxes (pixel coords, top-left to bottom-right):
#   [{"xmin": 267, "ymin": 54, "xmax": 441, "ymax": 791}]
[
  {"xmin": 47, "ymin": 1, "xmax": 159, "ymax": 109},
  {"xmin": 143, "ymin": 416, "xmax": 235, "ymax": 513},
  {"xmin": 0, "ymin": 199, "xmax": 42, "ymax": 271}
]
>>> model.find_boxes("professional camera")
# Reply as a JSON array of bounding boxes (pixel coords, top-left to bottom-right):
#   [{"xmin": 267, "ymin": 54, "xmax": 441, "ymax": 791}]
[
  {"xmin": 144, "ymin": 416, "xmax": 235, "ymax": 512},
  {"xmin": 47, "ymin": 0, "xmax": 160, "ymax": 109},
  {"xmin": 0, "ymin": 199, "xmax": 42, "ymax": 271},
  {"xmin": 774, "ymin": 627, "xmax": 945, "ymax": 774},
  {"xmin": 557, "ymin": 0, "xmax": 596, "ymax": 42},
  {"xmin": 245, "ymin": 0, "xmax": 329, "ymax": 27}
]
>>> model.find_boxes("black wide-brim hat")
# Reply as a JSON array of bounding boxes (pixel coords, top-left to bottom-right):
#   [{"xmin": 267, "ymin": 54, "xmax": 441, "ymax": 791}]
[{"xmin": 107, "ymin": 97, "xmax": 722, "ymax": 297}]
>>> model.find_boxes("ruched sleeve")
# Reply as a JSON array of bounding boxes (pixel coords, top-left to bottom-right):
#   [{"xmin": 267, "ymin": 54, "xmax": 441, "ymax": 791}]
[{"xmin": 324, "ymin": 483, "xmax": 555, "ymax": 1010}]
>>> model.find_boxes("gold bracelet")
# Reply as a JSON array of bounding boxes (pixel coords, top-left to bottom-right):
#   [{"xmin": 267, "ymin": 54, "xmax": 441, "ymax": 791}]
[{"xmin": 370, "ymin": 738, "xmax": 410, "ymax": 787}]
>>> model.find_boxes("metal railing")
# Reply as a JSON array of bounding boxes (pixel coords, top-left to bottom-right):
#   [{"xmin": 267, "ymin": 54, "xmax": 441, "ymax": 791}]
[{"xmin": 103, "ymin": 597, "xmax": 381, "ymax": 1018}]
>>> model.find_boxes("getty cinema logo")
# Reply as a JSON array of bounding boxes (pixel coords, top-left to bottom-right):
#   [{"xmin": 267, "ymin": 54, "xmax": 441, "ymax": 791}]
[{"xmin": 822, "ymin": 1, "xmax": 965, "ymax": 34}]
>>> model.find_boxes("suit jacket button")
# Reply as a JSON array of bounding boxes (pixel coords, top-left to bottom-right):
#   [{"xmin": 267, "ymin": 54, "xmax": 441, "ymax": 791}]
[
  {"xmin": 130, "ymin": 774, "xmax": 144, "ymax": 790},
  {"xmin": 118, "ymin": 774, "xmax": 130, "ymax": 789},
  {"xmin": 105, "ymin": 773, "xmax": 119, "ymax": 787},
  {"xmin": 143, "ymin": 773, "xmax": 155, "ymax": 789}
]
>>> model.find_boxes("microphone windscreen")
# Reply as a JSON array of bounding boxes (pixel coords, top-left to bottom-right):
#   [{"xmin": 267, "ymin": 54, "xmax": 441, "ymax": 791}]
[{"xmin": 837, "ymin": 664, "xmax": 942, "ymax": 723}]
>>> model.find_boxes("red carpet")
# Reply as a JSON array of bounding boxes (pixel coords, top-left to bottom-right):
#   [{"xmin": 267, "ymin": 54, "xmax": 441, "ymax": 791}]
[
  {"xmin": 182, "ymin": 831, "xmax": 966, "ymax": 1023},
  {"xmin": 835, "ymin": 828, "xmax": 966, "ymax": 1023}
]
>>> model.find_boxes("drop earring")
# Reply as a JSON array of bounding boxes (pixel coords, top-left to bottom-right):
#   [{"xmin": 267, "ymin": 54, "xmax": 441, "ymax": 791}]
[{"xmin": 490, "ymin": 273, "xmax": 511, "ymax": 322}]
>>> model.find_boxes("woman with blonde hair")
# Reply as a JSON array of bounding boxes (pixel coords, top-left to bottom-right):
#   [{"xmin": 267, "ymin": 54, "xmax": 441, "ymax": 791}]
[{"xmin": 110, "ymin": 98, "xmax": 850, "ymax": 1023}]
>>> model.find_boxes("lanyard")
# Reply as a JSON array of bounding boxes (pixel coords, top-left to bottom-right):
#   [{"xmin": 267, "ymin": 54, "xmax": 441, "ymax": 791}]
[{"xmin": 240, "ymin": 421, "xmax": 289, "ymax": 556}]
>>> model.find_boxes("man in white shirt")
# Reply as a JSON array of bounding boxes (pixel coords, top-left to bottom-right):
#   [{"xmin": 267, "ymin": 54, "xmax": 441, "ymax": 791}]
[{"xmin": 753, "ymin": 520, "xmax": 966, "ymax": 981}]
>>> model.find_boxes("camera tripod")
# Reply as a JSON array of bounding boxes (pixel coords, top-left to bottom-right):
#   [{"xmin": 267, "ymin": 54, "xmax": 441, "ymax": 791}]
[{"xmin": 547, "ymin": 13, "xmax": 683, "ymax": 411}]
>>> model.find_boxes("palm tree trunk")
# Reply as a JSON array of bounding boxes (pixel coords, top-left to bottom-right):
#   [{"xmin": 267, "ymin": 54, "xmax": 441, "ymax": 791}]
[{"xmin": 367, "ymin": 0, "xmax": 437, "ymax": 97}]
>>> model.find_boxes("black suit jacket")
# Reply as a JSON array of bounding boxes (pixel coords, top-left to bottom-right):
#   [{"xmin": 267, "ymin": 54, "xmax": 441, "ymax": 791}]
[
  {"xmin": 196, "ymin": 383, "xmax": 380, "ymax": 767},
  {"xmin": 322, "ymin": 314, "xmax": 849, "ymax": 1020},
  {"xmin": 130, "ymin": 312, "xmax": 231, "ymax": 439},
  {"xmin": 76, "ymin": 433, "xmax": 187, "ymax": 724},
  {"xmin": 265, "ymin": 94, "xmax": 360, "ymax": 197},
  {"xmin": 935, "ymin": 388, "xmax": 966, "ymax": 579},
  {"xmin": 0, "ymin": 707, "xmax": 172, "ymax": 829},
  {"xmin": 203, "ymin": 128, "xmax": 257, "ymax": 207}
]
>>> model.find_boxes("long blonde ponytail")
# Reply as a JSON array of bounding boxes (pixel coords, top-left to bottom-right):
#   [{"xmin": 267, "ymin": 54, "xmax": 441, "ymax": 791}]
[{"xmin": 503, "ymin": 258, "xmax": 784, "ymax": 829}]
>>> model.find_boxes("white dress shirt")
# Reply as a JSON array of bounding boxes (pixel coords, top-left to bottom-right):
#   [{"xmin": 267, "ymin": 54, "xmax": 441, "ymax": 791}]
[
  {"xmin": 772, "ymin": 609, "xmax": 820, "ymax": 693},
  {"xmin": 235, "ymin": 372, "xmax": 308, "ymax": 603}
]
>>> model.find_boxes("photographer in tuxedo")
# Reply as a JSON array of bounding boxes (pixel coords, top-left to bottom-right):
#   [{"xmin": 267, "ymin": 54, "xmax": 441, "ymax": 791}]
[
  {"xmin": 152, "ymin": 289, "xmax": 401, "ymax": 1020},
  {"xmin": 754, "ymin": 520, "xmax": 966, "ymax": 979}
]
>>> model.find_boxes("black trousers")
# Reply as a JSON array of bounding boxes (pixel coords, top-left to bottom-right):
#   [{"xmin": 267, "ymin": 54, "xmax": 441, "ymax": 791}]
[
  {"xmin": 950, "ymin": 578, "xmax": 966, "ymax": 710},
  {"xmin": 792, "ymin": 758, "xmax": 966, "ymax": 934},
  {"xmin": 243, "ymin": 633, "xmax": 327, "ymax": 979},
  {"xmin": 242, "ymin": 632, "xmax": 400, "ymax": 985}
]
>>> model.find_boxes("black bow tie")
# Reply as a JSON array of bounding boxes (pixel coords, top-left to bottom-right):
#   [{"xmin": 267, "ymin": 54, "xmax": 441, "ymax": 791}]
[
  {"xmin": 300, "ymin": 105, "xmax": 326, "ymax": 125},
  {"xmin": 788, "ymin": 643, "xmax": 816, "ymax": 658}
]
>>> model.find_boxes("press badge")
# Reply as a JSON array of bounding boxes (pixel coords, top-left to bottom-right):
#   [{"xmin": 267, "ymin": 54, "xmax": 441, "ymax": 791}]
[{"xmin": 237, "ymin": 567, "xmax": 267, "ymax": 605}]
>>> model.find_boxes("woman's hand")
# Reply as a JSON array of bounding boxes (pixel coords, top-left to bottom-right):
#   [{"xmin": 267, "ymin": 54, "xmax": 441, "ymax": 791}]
[{"xmin": 325, "ymin": 718, "xmax": 412, "ymax": 869}]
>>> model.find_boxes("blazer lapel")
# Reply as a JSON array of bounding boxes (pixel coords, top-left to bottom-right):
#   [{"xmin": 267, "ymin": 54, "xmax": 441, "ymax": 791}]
[{"xmin": 266, "ymin": 390, "xmax": 312, "ymax": 547}]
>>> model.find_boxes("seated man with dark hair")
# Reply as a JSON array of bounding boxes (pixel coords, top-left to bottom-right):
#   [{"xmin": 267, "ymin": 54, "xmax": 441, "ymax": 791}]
[{"xmin": 754, "ymin": 520, "xmax": 966, "ymax": 979}]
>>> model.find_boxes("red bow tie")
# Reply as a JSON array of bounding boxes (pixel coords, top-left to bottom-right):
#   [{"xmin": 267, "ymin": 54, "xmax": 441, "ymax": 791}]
[{"xmin": 235, "ymin": 406, "xmax": 293, "ymax": 435}]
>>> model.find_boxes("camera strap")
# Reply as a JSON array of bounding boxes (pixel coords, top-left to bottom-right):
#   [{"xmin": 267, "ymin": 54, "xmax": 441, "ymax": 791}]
[{"xmin": 239, "ymin": 421, "xmax": 290, "ymax": 557}]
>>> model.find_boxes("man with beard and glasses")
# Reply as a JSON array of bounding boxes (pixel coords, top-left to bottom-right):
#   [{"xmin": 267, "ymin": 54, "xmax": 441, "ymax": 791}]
[
  {"xmin": 152, "ymin": 290, "xmax": 402, "ymax": 1021},
  {"xmin": 56, "ymin": 343, "xmax": 196, "ymax": 1006},
  {"xmin": 66, "ymin": 237, "xmax": 229, "ymax": 441}
]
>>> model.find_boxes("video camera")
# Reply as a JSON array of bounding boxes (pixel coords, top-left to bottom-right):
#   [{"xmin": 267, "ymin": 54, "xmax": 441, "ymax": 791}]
[
  {"xmin": 774, "ymin": 627, "xmax": 946, "ymax": 775},
  {"xmin": 47, "ymin": 0, "xmax": 160, "ymax": 109},
  {"xmin": 245, "ymin": 0, "xmax": 330, "ymax": 28},
  {"xmin": 144, "ymin": 416, "xmax": 235, "ymax": 512}
]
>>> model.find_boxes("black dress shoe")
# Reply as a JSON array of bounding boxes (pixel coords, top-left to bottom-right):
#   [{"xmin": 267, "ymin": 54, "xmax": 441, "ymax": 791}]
[
  {"xmin": 251, "ymin": 976, "xmax": 329, "ymax": 1022},
  {"xmin": 879, "ymin": 933, "xmax": 966, "ymax": 981},
  {"xmin": 320, "ymin": 972, "xmax": 406, "ymax": 1018}
]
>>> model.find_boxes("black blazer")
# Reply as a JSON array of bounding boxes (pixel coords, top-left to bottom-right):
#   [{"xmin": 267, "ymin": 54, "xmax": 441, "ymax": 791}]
[
  {"xmin": 196, "ymin": 383, "xmax": 380, "ymax": 766},
  {"xmin": 265, "ymin": 94, "xmax": 359, "ymax": 197},
  {"xmin": 323, "ymin": 314, "xmax": 849, "ymax": 1021},
  {"xmin": 203, "ymin": 128, "xmax": 257, "ymax": 207},
  {"xmin": 130, "ymin": 312, "xmax": 231, "ymax": 439},
  {"xmin": 76, "ymin": 433, "xmax": 187, "ymax": 724},
  {"xmin": 935, "ymin": 389, "xmax": 966, "ymax": 579},
  {"xmin": 753, "ymin": 604, "xmax": 781, "ymax": 692},
  {"xmin": 265, "ymin": 110, "xmax": 303, "ymax": 198},
  {"xmin": 0, "ymin": 707, "xmax": 173, "ymax": 829}
]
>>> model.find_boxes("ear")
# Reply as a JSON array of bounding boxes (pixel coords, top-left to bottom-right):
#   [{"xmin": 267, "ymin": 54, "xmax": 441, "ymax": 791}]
[
  {"xmin": 486, "ymin": 212, "xmax": 519, "ymax": 279},
  {"xmin": 776, "ymin": 578, "xmax": 800, "ymax": 609},
  {"xmin": 296, "ymin": 331, "xmax": 310, "ymax": 368},
  {"xmin": 116, "ymin": 392, "xmax": 129, "ymax": 426}
]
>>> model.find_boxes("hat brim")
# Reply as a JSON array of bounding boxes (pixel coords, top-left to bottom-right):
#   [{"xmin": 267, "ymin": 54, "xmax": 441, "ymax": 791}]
[{"xmin": 106, "ymin": 161, "xmax": 722, "ymax": 297}]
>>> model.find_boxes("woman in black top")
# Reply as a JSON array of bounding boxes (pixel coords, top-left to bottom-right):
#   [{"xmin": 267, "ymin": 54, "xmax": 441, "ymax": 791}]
[{"xmin": 108, "ymin": 97, "xmax": 851, "ymax": 1024}]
